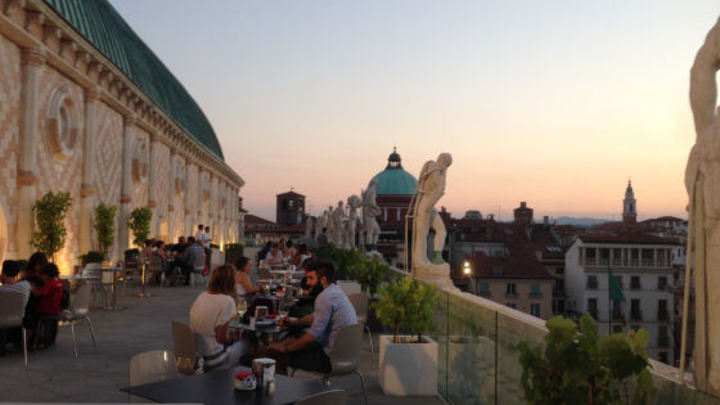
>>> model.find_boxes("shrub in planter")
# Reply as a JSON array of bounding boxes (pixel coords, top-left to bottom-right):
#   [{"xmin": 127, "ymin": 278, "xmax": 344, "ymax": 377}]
[
  {"xmin": 94, "ymin": 202, "xmax": 117, "ymax": 259},
  {"xmin": 79, "ymin": 251, "xmax": 104, "ymax": 266},
  {"xmin": 31, "ymin": 191, "xmax": 72, "ymax": 262},
  {"xmin": 519, "ymin": 313, "xmax": 653, "ymax": 405},
  {"xmin": 375, "ymin": 276, "xmax": 438, "ymax": 396},
  {"xmin": 356, "ymin": 254, "xmax": 391, "ymax": 296}
]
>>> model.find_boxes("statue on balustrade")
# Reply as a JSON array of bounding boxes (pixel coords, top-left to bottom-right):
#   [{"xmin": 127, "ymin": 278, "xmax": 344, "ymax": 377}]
[
  {"xmin": 686, "ymin": 16, "xmax": 720, "ymax": 395},
  {"xmin": 362, "ymin": 179, "xmax": 381, "ymax": 251},
  {"xmin": 411, "ymin": 153, "xmax": 454, "ymax": 288},
  {"xmin": 331, "ymin": 201, "xmax": 346, "ymax": 247},
  {"xmin": 304, "ymin": 216, "xmax": 314, "ymax": 239},
  {"xmin": 345, "ymin": 195, "xmax": 362, "ymax": 250}
]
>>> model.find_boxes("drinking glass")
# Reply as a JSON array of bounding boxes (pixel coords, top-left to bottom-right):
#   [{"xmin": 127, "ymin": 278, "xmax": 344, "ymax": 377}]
[{"xmin": 237, "ymin": 300, "xmax": 248, "ymax": 317}]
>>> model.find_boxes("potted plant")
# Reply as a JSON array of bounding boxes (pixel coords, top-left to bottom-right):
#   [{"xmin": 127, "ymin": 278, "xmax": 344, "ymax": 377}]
[
  {"xmin": 31, "ymin": 191, "xmax": 72, "ymax": 263},
  {"xmin": 78, "ymin": 251, "xmax": 104, "ymax": 267},
  {"xmin": 518, "ymin": 313, "xmax": 653, "ymax": 404},
  {"xmin": 94, "ymin": 202, "xmax": 117, "ymax": 261},
  {"xmin": 374, "ymin": 276, "xmax": 438, "ymax": 396}
]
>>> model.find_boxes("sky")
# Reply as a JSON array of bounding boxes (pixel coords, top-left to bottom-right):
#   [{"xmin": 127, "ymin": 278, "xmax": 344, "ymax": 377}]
[{"xmin": 108, "ymin": 0, "xmax": 719, "ymax": 222}]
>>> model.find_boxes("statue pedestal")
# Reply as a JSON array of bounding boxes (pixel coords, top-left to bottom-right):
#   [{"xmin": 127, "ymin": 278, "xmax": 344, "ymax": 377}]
[{"xmin": 414, "ymin": 262, "xmax": 458, "ymax": 291}]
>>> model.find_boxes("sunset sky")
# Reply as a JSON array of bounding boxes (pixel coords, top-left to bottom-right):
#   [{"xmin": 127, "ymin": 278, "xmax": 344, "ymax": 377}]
[{"xmin": 109, "ymin": 1, "xmax": 719, "ymax": 222}]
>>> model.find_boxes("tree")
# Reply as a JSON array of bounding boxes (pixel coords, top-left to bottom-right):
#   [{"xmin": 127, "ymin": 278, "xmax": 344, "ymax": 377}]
[
  {"xmin": 31, "ymin": 191, "xmax": 72, "ymax": 262},
  {"xmin": 94, "ymin": 202, "xmax": 117, "ymax": 259},
  {"xmin": 375, "ymin": 276, "xmax": 437, "ymax": 343},
  {"xmin": 128, "ymin": 207, "xmax": 152, "ymax": 249}
]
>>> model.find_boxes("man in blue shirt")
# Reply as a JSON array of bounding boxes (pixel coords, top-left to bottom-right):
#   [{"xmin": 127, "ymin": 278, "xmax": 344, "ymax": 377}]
[{"xmin": 268, "ymin": 261, "xmax": 357, "ymax": 374}]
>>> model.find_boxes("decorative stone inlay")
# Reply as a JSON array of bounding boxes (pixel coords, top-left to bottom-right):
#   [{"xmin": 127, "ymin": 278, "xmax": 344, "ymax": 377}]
[{"xmin": 45, "ymin": 86, "xmax": 78, "ymax": 161}]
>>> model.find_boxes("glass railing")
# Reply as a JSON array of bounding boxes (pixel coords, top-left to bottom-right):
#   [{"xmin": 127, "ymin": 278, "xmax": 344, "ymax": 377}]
[{"xmin": 405, "ymin": 274, "xmax": 720, "ymax": 404}]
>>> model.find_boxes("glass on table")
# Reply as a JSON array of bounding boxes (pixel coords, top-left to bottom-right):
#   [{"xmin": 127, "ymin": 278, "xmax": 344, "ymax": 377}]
[{"xmin": 237, "ymin": 300, "xmax": 248, "ymax": 317}]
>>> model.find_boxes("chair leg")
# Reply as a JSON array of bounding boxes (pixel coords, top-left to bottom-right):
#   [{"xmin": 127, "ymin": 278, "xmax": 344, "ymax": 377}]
[
  {"xmin": 86, "ymin": 316, "xmax": 96, "ymax": 351},
  {"xmin": 22, "ymin": 327, "xmax": 27, "ymax": 370},
  {"xmin": 365, "ymin": 325, "xmax": 374, "ymax": 360},
  {"xmin": 355, "ymin": 370, "xmax": 368, "ymax": 405},
  {"xmin": 70, "ymin": 321, "xmax": 78, "ymax": 359}
]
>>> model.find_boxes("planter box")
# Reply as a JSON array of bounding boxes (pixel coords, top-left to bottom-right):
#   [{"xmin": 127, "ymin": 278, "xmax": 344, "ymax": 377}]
[{"xmin": 379, "ymin": 334, "xmax": 438, "ymax": 396}]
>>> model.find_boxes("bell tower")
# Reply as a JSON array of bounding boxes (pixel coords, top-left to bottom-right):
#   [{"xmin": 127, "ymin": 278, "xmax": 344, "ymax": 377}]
[{"xmin": 622, "ymin": 180, "xmax": 637, "ymax": 224}]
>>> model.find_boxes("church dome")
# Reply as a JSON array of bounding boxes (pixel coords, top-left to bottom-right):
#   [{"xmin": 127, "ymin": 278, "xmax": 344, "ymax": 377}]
[{"xmin": 370, "ymin": 148, "xmax": 418, "ymax": 195}]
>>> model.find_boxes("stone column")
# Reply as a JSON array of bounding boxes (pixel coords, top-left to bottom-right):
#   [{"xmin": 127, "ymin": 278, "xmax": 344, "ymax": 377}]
[
  {"xmin": 167, "ymin": 146, "xmax": 177, "ymax": 242},
  {"xmin": 16, "ymin": 48, "xmax": 45, "ymax": 259},
  {"xmin": 184, "ymin": 160, "xmax": 193, "ymax": 236},
  {"xmin": 147, "ymin": 132, "xmax": 158, "ymax": 236},
  {"xmin": 197, "ymin": 169, "xmax": 204, "ymax": 227},
  {"xmin": 118, "ymin": 115, "xmax": 134, "ymax": 258},
  {"xmin": 79, "ymin": 87, "xmax": 98, "ymax": 254}
]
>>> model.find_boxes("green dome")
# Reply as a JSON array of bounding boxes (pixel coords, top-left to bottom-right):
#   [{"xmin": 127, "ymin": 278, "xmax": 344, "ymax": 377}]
[
  {"xmin": 45, "ymin": 0, "xmax": 225, "ymax": 160},
  {"xmin": 371, "ymin": 148, "xmax": 417, "ymax": 195}
]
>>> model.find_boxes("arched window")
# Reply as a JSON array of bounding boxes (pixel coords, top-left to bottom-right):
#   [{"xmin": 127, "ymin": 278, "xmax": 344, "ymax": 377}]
[{"xmin": 46, "ymin": 87, "xmax": 78, "ymax": 161}]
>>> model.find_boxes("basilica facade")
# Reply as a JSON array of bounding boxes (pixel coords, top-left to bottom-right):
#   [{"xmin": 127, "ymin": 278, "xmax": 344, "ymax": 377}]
[{"xmin": 0, "ymin": 0, "xmax": 243, "ymax": 273}]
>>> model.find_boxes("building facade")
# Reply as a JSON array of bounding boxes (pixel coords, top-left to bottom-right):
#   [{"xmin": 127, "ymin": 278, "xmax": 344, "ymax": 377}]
[
  {"xmin": 0, "ymin": 0, "xmax": 243, "ymax": 273},
  {"xmin": 565, "ymin": 234, "xmax": 677, "ymax": 364},
  {"xmin": 276, "ymin": 190, "xmax": 305, "ymax": 227}
]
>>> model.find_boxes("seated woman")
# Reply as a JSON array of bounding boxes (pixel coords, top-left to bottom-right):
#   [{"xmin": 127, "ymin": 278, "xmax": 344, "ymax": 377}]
[
  {"xmin": 234, "ymin": 256, "xmax": 261, "ymax": 300},
  {"xmin": 264, "ymin": 243, "xmax": 284, "ymax": 266},
  {"xmin": 189, "ymin": 265, "xmax": 247, "ymax": 370},
  {"xmin": 25, "ymin": 263, "xmax": 64, "ymax": 346},
  {"xmin": 291, "ymin": 244, "xmax": 312, "ymax": 267}
]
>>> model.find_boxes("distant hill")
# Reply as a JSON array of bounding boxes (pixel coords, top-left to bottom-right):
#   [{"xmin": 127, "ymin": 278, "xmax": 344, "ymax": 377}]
[{"xmin": 553, "ymin": 217, "xmax": 610, "ymax": 227}]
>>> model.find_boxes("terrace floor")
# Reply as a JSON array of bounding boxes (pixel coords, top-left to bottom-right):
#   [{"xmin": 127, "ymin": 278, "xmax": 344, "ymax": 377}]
[{"xmin": 0, "ymin": 283, "xmax": 444, "ymax": 404}]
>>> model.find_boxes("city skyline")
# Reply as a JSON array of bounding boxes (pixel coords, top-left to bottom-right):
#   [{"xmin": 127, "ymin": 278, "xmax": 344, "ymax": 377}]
[{"xmin": 108, "ymin": 1, "xmax": 714, "ymax": 221}]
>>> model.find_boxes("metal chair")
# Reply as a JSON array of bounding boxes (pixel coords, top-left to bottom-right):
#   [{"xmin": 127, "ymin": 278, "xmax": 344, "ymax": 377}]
[
  {"xmin": 292, "ymin": 323, "xmax": 368, "ymax": 405},
  {"xmin": 171, "ymin": 320, "xmax": 197, "ymax": 375},
  {"xmin": 60, "ymin": 284, "xmax": 96, "ymax": 358},
  {"xmin": 129, "ymin": 350, "xmax": 179, "ymax": 403},
  {"xmin": 82, "ymin": 263, "xmax": 103, "ymax": 308},
  {"xmin": 190, "ymin": 251, "xmax": 207, "ymax": 287},
  {"xmin": 348, "ymin": 293, "xmax": 374, "ymax": 360},
  {"xmin": 147, "ymin": 255, "xmax": 164, "ymax": 286},
  {"xmin": 0, "ymin": 290, "xmax": 28, "ymax": 369},
  {"xmin": 295, "ymin": 389, "xmax": 347, "ymax": 405}
]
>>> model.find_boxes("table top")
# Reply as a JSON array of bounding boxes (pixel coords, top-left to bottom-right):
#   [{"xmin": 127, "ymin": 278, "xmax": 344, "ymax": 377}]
[
  {"xmin": 230, "ymin": 319, "xmax": 286, "ymax": 334},
  {"xmin": 121, "ymin": 366, "xmax": 332, "ymax": 404}
]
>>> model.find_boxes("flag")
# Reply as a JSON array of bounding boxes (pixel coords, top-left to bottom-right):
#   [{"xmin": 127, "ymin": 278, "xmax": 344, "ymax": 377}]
[{"xmin": 609, "ymin": 269, "xmax": 626, "ymax": 302}]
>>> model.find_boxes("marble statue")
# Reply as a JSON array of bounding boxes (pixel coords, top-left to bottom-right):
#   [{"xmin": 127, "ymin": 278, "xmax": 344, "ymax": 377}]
[
  {"xmin": 331, "ymin": 201, "xmax": 346, "ymax": 246},
  {"xmin": 324, "ymin": 206, "xmax": 335, "ymax": 243},
  {"xmin": 316, "ymin": 209, "xmax": 328, "ymax": 240},
  {"xmin": 362, "ymin": 179, "xmax": 382, "ymax": 249},
  {"xmin": 304, "ymin": 216, "xmax": 314, "ymax": 239},
  {"xmin": 346, "ymin": 195, "xmax": 362, "ymax": 249},
  {"xmin": 411, "ymin": 153, "xmax": 454, "ymax": 288},
  {"xmin": 685, "ymin": 16, "xmax": 720, "ymax": 395}
]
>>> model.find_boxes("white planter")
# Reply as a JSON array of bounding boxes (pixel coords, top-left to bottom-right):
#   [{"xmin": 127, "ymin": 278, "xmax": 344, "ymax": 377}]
[
  {"xmin": 336, "ymin": 280, "xmax": 361, "ymax": 296},
  {"xmin": 379, "ymin": 334, "xmax": 438, "ymax": 396}
]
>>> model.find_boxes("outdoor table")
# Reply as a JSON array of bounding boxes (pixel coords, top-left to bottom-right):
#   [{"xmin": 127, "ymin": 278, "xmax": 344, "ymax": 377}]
[
  {"xmin": 100, "ymin": 266, "xmax": 124, "ymax": 310},
  {"xmin": 269, "ymin": 269, "xmax": 305, "ymax": 278},
  {"xmin": 120, "ymin": 365, "xmax": 332, "ymax": 404}
]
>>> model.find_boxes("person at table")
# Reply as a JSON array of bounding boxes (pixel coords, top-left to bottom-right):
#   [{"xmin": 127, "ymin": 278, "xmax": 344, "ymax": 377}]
[
  {"xmin": 166, "ymin": 236, "xmax": 187, "ymax": 285},
  {"xmin": 25, "ymin": 263, "xmax": 64, "ymax": 346},
  {"xmin": 285, "ymin": 240, "xmax": 297, "ymax": 263},
  {"xmin": 190, "ymin": 264, "xmax": 247, "ymax": 370},
  {"xmin": 267, "ymin": 261, "xmax": 357, "ymax": 375},
  {"xmin": 234, "ymin": 256, "xmax": 260, "ymax": 300},
  {"xmin": 0, "ymin": 260, "xmax": 31, "ymax": 354},
  {"xmin": 150, "ymin": 240, "xmax": 167, "ymax": 285},
  {"xmin": 257, "ymin": 241, "xmax": 272, "ymax": 262},
  {"xmin": 264, "ymin": 243, "xmax": 284, "ymax": 266},
  {"xmin": 292, "ymin": 244, "xmax": 312, "ymax": 267},
  {"xmin": 23, "ymin": 251, "xmax": 48, "ymax": 278}
]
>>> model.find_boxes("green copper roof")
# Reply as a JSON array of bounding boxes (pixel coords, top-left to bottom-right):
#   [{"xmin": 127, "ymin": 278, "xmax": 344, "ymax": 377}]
[
  {"xmin": 44, "ymin": 0, "xmax": 224, "ymax": 160},
  {"xmin": 371, "ymin": 168, "xmax": 417, "ymax": 195}
]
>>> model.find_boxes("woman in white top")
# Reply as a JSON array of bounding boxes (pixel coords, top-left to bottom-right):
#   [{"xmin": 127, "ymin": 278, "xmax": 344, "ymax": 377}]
[
  {"xmin": 189, "ymin": 265, "xmax": 247, "ymax": 369},
  {"xmin": 234, "ymin": 256, "xmax": 260, "ymax": 298}
]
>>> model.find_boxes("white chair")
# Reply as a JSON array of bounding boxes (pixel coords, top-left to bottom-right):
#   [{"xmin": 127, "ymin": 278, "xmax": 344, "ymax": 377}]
[
  {"xmin": 82, "ymin": 263, "xmax": 103, "ymax": 308},
  {"xmin": 295, "ymin": 389, "xmax": 347, "ymax": 405},
  {"xmin": 292, "ymin": 324, "xmax": 368, "ymax": 405},
  {"xmin": 0, "ymin": 290, "xmax": 28, "ymax": 369},
  {"xmin": 348, "ymin": 293, "xmax": 374, "ymax": 360},
  {"xmin": 190, "ymin": 251, "xmax": 207, "ymax": 287},
  {"xmin": 60, "ymin": 284, "xmax": 96, "ymax": 359},
  {"xmin": 129, "ymin": 350, "xmax": 179, "ymax": 403}
]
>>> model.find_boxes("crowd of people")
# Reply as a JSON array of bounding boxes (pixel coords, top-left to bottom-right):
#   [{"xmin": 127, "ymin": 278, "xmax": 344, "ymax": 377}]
[
  {"xmin": 0, "ymin": 252, "xmax": 68, "ymax": 354},
  {"xmin": 188, "ymin": 252, "xmax": 358, "ymax": 375},
  {"xmin": 257, "ymin": 239, "xmax": 313, "ymax": 267},
  {"xmin": 141, "ymin": 225, "xmax": 216, "ymax": 287}
]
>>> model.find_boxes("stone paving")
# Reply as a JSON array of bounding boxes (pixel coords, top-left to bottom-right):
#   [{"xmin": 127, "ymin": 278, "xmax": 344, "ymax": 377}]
[{"xmin": 0, "ymin": 283, "xmax": 444, "ymax": 404}]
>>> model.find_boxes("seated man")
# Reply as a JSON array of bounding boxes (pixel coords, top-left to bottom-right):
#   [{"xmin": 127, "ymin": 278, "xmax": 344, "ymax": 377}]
[
  {"xmin": 267, "ymin": 261, "xmax": 357, "ymax": 375},
  {"xmin": 0, "ymin": 260, "xmax": 31, "ymax": 354}
]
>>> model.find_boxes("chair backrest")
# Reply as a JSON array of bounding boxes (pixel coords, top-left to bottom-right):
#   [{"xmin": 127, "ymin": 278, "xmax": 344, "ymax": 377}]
[
  {"xmin": 171, "ymin": 321, "xmax": 197, "ymax": 374},
  {"xmin": 70, "ymin": 284, "xmax": 92, "ymax": 318},
  {"xmin": 347, "ymin": 293, "xmax": 367, "ymax": 322},
  {"xmin": 129, "ymin": 350, "xmax": 178, "ymax": 386},
  {"xmin": 0, "ymin": 290, "xmax": 25, "ymax": 328},
  {"xmin": 295, "ymin": 389, "xmax": 347, "ymax": 405},
  {"xmin": 192, "ymin": 250, "xmax": 206, "ymax": 271},
  {"xmin": 82, "ymin": 263, "xmax": 102, "ymax": 279},
  {"xmin": 328, "ymin": 323, "xmax": 363, "ymax": 376}
]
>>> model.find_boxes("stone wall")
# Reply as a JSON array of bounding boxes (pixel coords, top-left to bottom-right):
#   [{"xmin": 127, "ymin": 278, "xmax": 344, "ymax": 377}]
[{"xmin": 0, "ymin": 33, "xmax": 20, "ymax": 258}]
